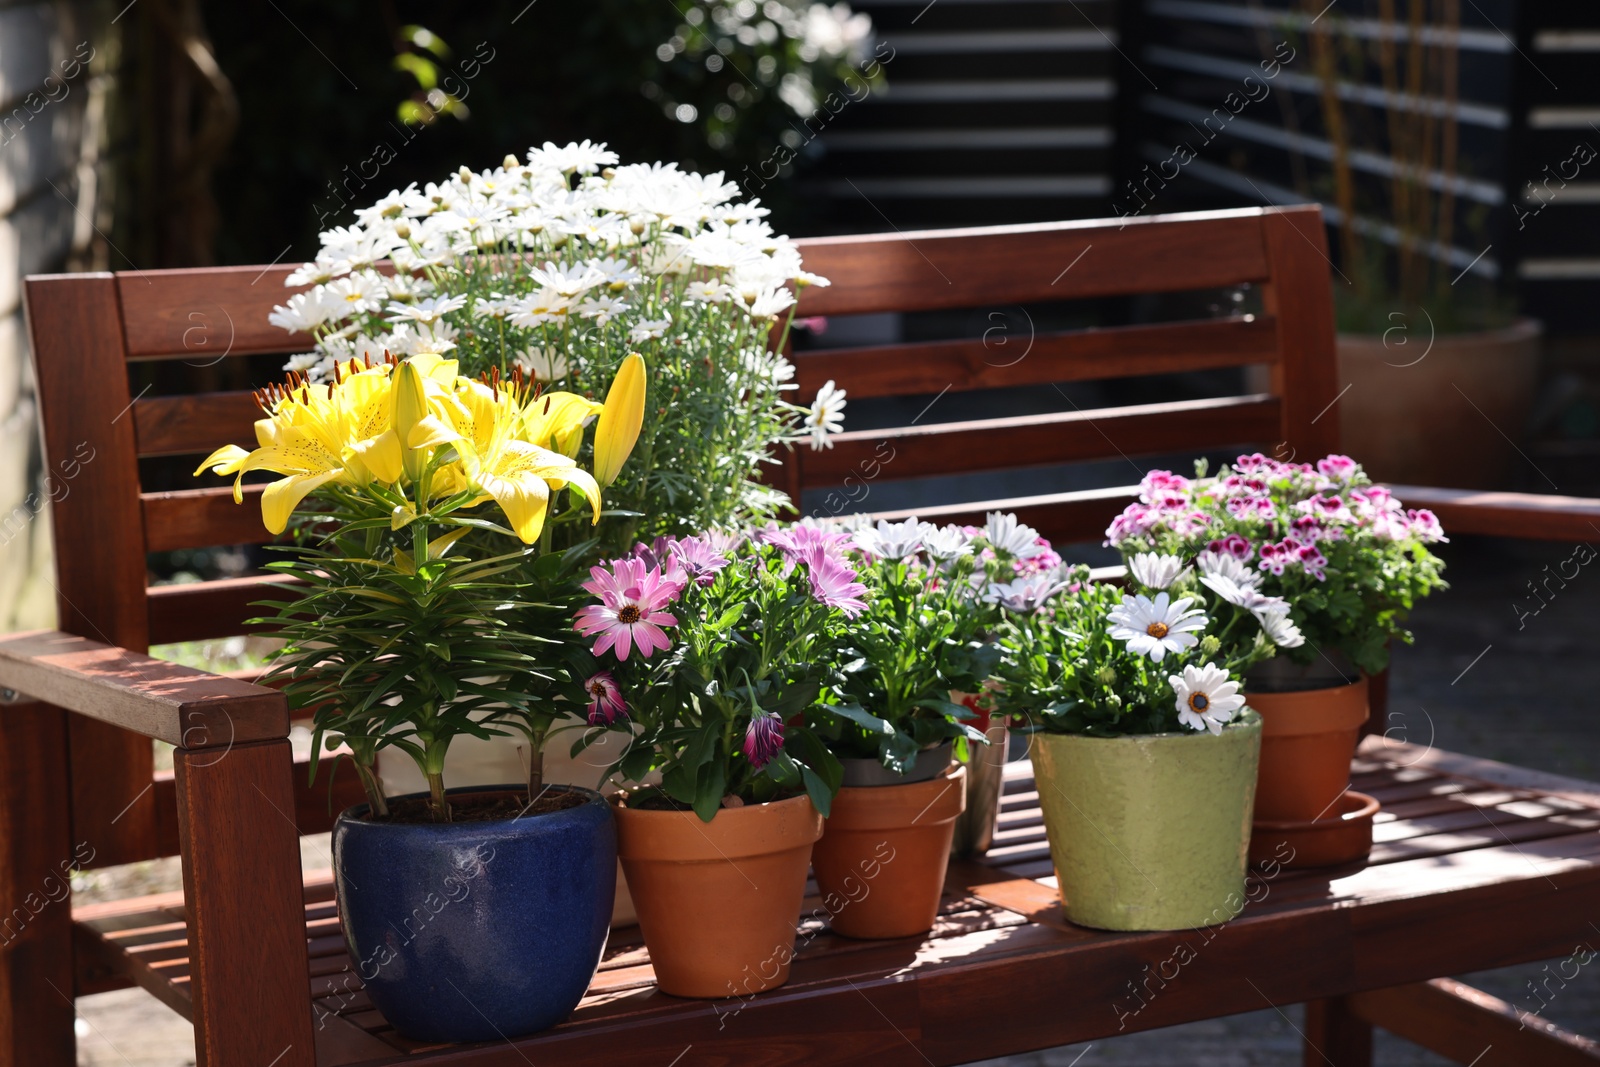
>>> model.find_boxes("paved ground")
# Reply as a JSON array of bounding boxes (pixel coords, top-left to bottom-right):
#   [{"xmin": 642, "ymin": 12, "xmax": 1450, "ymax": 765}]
[{"xmin": 74, "ymin": 535, "xmax": 1599, "ymax": 1065}]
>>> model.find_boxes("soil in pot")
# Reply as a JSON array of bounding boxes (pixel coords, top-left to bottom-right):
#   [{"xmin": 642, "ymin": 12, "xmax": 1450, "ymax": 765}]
[
  {"xmin": 614, "ymin": 792, "xmax": 821, "ymax": 999},
  {"xmin": 812, "ymin": 763, "xmax": 967, "ymax": 939},
  {"xmin": 332, "ymin": 785, "xmax": 616, "ymax": 1043},
  {"xmin": 1030, "ymin": 712, "xmax": 1261, "ymax": 932}
]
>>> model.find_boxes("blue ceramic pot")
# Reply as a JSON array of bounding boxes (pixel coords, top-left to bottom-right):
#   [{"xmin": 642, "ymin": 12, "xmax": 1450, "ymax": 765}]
[{"xmin": 332, "ymin": 784, "xmax": 615, "ymax": 1043}]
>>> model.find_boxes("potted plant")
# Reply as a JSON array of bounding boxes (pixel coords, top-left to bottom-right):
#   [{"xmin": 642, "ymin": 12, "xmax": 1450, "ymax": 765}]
[
  {"xmin": 994, "ymin": 565, "xmax": 1294, "ymax": 930},
  {"xmin": 268, "ymin": 143, "xmax": 843, "ymax": 798},
  {"xmin": 194, "ymin": 351, "xmax": 644, "ymax": 1042},
  {"xmin": 1105, "ymin": 456, "xmax": 1447, "ymax": 832},
  {"xmin": 572, "ymin": 528, "xmax": 859, "ymax": 997},
  {"xmin": 1297, "ymin": 0, "xmax": 1538, "ymax": 488},
  {"xmin": 794, "ymin": 517, "xmax": 992, "ymax": 939}
]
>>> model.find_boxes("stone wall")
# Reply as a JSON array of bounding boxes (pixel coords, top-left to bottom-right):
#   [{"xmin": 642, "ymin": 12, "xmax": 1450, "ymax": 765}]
[{"xmin": 0, "ymin": 0, "xmax": 114, "ymax": 631}]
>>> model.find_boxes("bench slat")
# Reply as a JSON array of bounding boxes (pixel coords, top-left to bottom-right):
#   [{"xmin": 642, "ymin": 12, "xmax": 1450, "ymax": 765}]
[
  {"xmin": 801, "ymin": 394, "xmax": 1281, "ymax": 486},
  {"xmin": 793, "ymin": 315, "xmax": 1278, "ymax": 401},
  {"xmin": 135, "ymin": 391, "xmax": 260, "ymax": 458}
]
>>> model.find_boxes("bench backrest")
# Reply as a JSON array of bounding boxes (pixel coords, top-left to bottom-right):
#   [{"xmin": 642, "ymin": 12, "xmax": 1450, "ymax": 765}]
[{"xmin": 23, "ymin": 205, "xmax": 1338, "ymax": 867}]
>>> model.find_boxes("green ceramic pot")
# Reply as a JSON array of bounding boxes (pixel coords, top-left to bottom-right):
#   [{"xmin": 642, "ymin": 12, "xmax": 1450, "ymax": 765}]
[{"xmin": 1029, "ymin": 710, "xmax": 1261, "ymax": 931}]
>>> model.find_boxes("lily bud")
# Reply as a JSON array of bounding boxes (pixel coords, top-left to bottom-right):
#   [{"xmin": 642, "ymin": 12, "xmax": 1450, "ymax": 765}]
[
  {"xmin": 392, "ymin": 359, "xmax": 430, "ymax": 482},
  {"xmin": 593, "ymin": 353, "xmax": 646, "ymax": 488}
]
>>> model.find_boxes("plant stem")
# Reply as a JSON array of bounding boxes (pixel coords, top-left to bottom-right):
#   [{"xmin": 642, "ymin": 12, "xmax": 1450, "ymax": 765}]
[
  {"xmin": 425, "ymin": 769, "xmax": 451, "ymax": 822},
  {"xmin": 353, "ymin": 758, "xmax": 390, "ymax": 818}
]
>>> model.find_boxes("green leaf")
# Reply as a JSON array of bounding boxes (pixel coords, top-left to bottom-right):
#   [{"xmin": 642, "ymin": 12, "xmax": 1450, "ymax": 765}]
[{"xmin": 822, "ymin": 702, "xmax": 893, "ymax": 737}]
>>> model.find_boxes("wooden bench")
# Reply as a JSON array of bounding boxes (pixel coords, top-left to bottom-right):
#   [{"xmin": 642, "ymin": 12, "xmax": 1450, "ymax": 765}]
[{"xmin": 5, "ymin": 205, "xmax": 1600, "ymax": 1066}]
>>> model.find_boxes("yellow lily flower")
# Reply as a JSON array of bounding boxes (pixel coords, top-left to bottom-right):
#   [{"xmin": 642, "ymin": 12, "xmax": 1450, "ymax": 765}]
[
  {"xmin": 453, "ymin": 379, "xmax": 603, "ymax": 543},
  {"xmin": 593, "ymin": 352, "xmax": 646, "ymax": 487}
]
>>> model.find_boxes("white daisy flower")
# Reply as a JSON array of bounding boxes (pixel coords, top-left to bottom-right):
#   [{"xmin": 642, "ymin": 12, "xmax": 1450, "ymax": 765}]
[
  {"xmin": 527, "ymin": 139, "xmax": 618, "ymax": 175},
  {"xmin": 268, "ymin": 290, "xmax": 337, "ymax": 333},
  {"xmin": 284, "ymin": 351, "xmax": 321, "ymax": 373},
  {"xmin": 805, "ymin": 379, "xmax": 847, "ymax": 449},
  {"xmin": 984, "ymin": 512, "xmax": 1047, "ymax": 559},
  {"xmin": 588, "ymin": 257, "xmax": 641, "ymax": 291},
  {"xmin": 1127, "ymin": 552, "xmax": 1188, "ymax": 591},
  {"xmin": 1107, "ymin": 592, "xmax": 1208, "ymax": 663},
  {"xmin": 513, "ymin": 348, "xmax": 569, "ymax": 382},
  {"xmin": 508, "ymin": 289, "xmax": 574, "ymax": 328},
  {"xmin": 529, "ymin": 260, "xmax": 606, "ymax": 297},
  {"xmin": 1169, "ymin": 662, "xmax": 1245, "ymax": 735},
  {"xmin": 684, "ymin": 280, "xmax": 729, "ymax": 303},
  {"xmin": 575, "ymin": 294, "xmax": 629, "ymax": 324},
  {"xmin": 285, "ymin": 257, "xmax": 338, "ymax": 288},
  {"xmin": 628, "ymin": 318, "xmax": 672, "ymax": 344},
  {"xmin": 324, "ymin": 271, "xmax": 387, "ymax": 315},
  {"xmin": 1256, "ymin": 611, "xmax": 1305, "ymax": 648},
  {"xmin": 853, "ymin": 518, "xmax": 929, "ymax": 561},
  {"xmin": 745, "ymin": 286, "xmax": 797, "ymax": 321},
  {"xmin": 386, "ymin": 294, "xmax": 467, "ymax": 327}
]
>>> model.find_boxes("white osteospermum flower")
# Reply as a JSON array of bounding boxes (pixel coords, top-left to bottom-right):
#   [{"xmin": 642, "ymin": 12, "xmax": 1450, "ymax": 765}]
[
  {"xmin": 1256, "ymin": 611, "xmax": 1305, "ymax": 648},
  {"xmin": 1195, "ymin": 550, "xmax": 1259, "ymax": 588},
  {"xmin": 1127, "ymin": 552, "xmax": 1188, "ymax": 591},
  {"xmin": 1107, "ymin": 592, "xmax": 1208, "ymax": 663},
  {"xmin": 805, "ymin": 379, "xmax": 847, "ymax": 449},
  {"xmin": 1170, "ymin": 662, "xmax": 1245, "ymax": 735},
  {"xmin": 985, "ymin": 511, "xmax": 1047, "ymax": 559},
  {"xmin": 1200, "ymin": 573, "xmax": 1283, "ymax": 615},
  {"xmin": 922, "ymin": 524, "xmax": 972, "ymax": 562},
  {"xmin": 854, "ymin": 518, "xmax": 928, "ymax": 561},
  {"xmin": 628, "ymin": 318, "xmax": 672, "ymax": 344},
  {"xmin": 986, "ymin": 573, "xmax": 1072, "ymax": 613}
]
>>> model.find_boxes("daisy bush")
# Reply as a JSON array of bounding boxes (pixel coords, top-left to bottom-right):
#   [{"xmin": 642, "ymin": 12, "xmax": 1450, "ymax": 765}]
[
  {"xmin": 270, "ymin": 141, "xmax": 839, "ymax": 554},
  {"xmin": 570, "ymin": 527, "xmax": 869, "ymax": 821},
  {"xmin": 1105, "ymin": 454, "xmax": 1447, "ymax": 675},
  {"xmin": 815, "ymin": 512, "xmax": 1074, "ymax": 774},
  {"xmin": 994, "ymin": 559, "xmax": 1299, "ymax": 737}
]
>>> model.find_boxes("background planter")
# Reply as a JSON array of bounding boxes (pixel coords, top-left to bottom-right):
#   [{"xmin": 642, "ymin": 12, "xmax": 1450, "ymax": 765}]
[
  {"xmin": 1335, "ymin": 319, "xmax": 1543, "ymax": 488},
  {"xmin": 332, "ymin": 785, "xmax": 615, "ymax": 1044},
  {"xmin": 1246, "ymin": 676, "xmax": 1368, "ymax": 823},
  {"xmin": 1029, "ymin": 712, "xmax": 1261, "ymax": 931},
  {"xmin": 839, "ymin": 741, "xmax": 952, "ymax": 787},
  {"xmin": 614, "ymin": 793, "xmax": 821, "ymax": 998},
  {"xmin": 950, "ymin": 689, "xmax": 1008, "ymax": 858},
  {"xmin": 813, "ymin": 763, "xmax": 966, "ymax": 939}
]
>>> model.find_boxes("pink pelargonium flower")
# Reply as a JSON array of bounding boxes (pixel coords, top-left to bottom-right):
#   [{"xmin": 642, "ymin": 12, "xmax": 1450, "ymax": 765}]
[
  {"xmin": 1407, "ymin": 508, "xmax": 1448, "ymax": 543},
  {"xmin": 743, "ymin": 713, "xmax": 785, "ymax": 770},
  {"xmin": 575, "ymin": 557, "xmax": 683, "ymax": 660},
  {"xmin": 1257, "ymin": 539, "xmax": 1300, "ymax": 576},
  {"xmin": 804, "ymin": 546, "xmax": 868, "ymax": 617},
  {"xmin": 1297, "ymin": 544, "xmax": 1329, "ymax": 581},
  {"xmin": 1138, "ymin": 469, "xmax": 1191, "ymax": 503},
  {"xmin": 583, "ymin": 671, "xmax": 629, "ymax": 726},
  {"xmin": 1234, "ymin": 452, "xmax": 1278, "ymax": 475},
  {"xmin": 1297, "ymin": 494, "xmax": 1354, "ymax": 525},
  {"xmin": 1207, "ymin": 533, "xmax": 1254, "ymax": 560},
  {"xmin": 1316, "ymin": 454, "xmax": 1358, "ymax": 483},
  {"xmin": 1104, "ymin": 502, "xmax": 1157, "ymax": 545},
  {"xmin": 1014, "ymin": 539, "xmax": 1064, "ymax": 577}
]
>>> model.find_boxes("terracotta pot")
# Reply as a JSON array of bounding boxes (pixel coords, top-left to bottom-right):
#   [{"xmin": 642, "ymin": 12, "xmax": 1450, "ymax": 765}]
[
  {"xmin": 812, "ymin": 764, "xmax": 967, "ymax": 939},
  {"xmin": 1247, "ymin": 678, "xmax": 1369, "ymax": 822},
  {"xmin": 613, "ymin": 793, "xmax": 821, "ymax": 998},
  {"xmin": 1030, "ymin": 712, "xmax": 1261, "ymax": 931},
  {"xmin": 1335, "ymin": 318, "xmax": 1542, "ymax": 488}
]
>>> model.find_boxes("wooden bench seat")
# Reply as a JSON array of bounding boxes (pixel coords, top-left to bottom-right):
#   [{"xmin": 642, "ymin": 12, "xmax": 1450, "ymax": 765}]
[{"xmin": 65, "ymin": 742, "xmax": 1600, "ymax": 1067}]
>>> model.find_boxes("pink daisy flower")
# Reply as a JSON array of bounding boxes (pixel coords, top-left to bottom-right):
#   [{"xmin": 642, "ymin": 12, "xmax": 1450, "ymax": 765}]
[
  {"xmin": 743, "ymin": 713, "xmax": 785, "ymax": 770},
  {"xmin": 583, "ymin": 672, "xmax": 628, "ymax": 726},
  {"xmin": 804, "ymin": 547, "xmax": 868, "ymax": 617},
  {"xmin": 575, "ymin": 557, "xmax": 682, "ymax": 660}
]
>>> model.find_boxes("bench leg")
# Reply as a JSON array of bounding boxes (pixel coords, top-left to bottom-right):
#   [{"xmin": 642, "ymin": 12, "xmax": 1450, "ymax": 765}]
[
  {"xmin": 0, "ymin": 701, "xmax": 76, "ymax": 1065},
  {"xmin": 1305, "ymin": 996, "xmax": 1373, "ymax": 1067},
  {"xmin": 176, "ymin": 739, "xmax": 315, "ymax": 1067}
]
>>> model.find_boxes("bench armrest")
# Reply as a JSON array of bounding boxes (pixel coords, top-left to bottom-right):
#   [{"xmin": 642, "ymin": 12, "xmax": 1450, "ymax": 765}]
[
  {"xmin": 1385, "ymin": 484, "xmax": 1600, "ymax": 542},
  {"xmin": 0, "ymin": 630, "xmax": 287, "ymax": 748}
]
